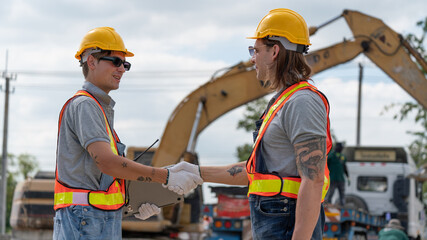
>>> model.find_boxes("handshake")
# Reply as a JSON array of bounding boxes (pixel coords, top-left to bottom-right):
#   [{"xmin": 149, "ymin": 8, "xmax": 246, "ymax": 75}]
[
  {"xmin": 135, "ymin": 161, "xmax": 203, "ymax": 220},
  {"xmin": 163, "ymin": 161, "xmax": 204, "ymax": 195}
]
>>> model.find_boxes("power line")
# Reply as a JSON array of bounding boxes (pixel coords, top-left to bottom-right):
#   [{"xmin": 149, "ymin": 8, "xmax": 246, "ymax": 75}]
[
  {"xmin": 0, "ymin": 63, "xmax": 401, "ymax": 95},
  {"xmin": 2, "ymin": 63, "xmax": 381, "ymax": 78},
  {"xmin": 4, "ymin": 69, "xmax": 218, "ymax": 78}
]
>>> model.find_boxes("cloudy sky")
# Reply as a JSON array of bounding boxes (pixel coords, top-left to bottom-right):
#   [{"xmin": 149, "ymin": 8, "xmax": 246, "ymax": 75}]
[{"xmin": 0, "ymin": 0, "xmax": 426, "ymax": 200}]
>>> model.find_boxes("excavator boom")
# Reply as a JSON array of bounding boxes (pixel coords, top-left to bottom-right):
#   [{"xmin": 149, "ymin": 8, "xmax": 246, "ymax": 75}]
[{"xmin": 342, "ymin": 10, "xmax": 427, "ymax": 108}]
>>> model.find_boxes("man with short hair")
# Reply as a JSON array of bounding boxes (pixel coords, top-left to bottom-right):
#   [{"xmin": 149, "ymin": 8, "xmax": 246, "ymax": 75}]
[{"xmin": 53, "ymin": 27, "xmax": 203, "ymax": 240}]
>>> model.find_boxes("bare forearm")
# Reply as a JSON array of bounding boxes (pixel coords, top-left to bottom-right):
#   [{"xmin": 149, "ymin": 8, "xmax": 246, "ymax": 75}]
[
  {"xmin": 101, "ymin": 155, "xmax": 168, "ymax": 183},
  {"xmin": 200, "ymin": 162, "xmax": 248, "ymax": 185},
  {"xmin": 293, "ymin": 179, "xmax": 323, "ymax": 239},
  {"xmin": 292, "ymin": 137, "xmax": 326, "ymax": 240},
  {"xmin": 87, "ymin": 142, "xmax": 168, "ymax": 184}
]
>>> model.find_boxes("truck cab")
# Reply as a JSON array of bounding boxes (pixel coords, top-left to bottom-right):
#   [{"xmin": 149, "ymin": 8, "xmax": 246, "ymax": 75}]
[{"xmin": 341, "ymin": 146, "xmax": 425, "ymax": 239}]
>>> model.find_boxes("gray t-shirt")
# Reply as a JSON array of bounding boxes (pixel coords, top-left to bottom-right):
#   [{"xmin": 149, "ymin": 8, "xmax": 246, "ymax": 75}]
[
  {"xmin": 260, "ymin": 88, "xmax": 327, "ymax": 177},
  {"xmin": 56, "ymin": 81, "xmax": 116, "ymax": 190}
]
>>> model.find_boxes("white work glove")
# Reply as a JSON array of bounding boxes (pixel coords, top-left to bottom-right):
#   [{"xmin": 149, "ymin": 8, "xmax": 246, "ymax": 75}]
[
  {"xmin": 163, "ymin": 161, "xmax": 203, "ymax": 195},
  {"xmin": 134, "ymin": 203, "xmax": 161, "ymax": 220},
  {"xmin": 168, "ymin": 161, "xmax": 202, "ymax": 177}
]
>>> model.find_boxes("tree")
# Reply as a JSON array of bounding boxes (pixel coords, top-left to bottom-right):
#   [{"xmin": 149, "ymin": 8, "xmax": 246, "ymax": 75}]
[
  {"xmin": 4, "ymin": 153, "xmax": 39, "ymax": 232},
  {"xmin": 15, "ymin": 154, "xmax": 39, "ymax": 179},
  {"xmin": 404, "ymin": 17, "xmax": 427, "ymax": 167},
  {"xmin": 6, "ymin": 169, "xmax": 16, "ymax": 233},
  {"xmin": 383, "ymin": 17, "xmax": 427, "ymax": 167}
]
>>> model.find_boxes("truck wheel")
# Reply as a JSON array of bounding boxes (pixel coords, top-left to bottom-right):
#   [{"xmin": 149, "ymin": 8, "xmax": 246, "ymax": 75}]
[{"xmin": 344, "ymin": 194, "xmax": 369, "ymax": 212}]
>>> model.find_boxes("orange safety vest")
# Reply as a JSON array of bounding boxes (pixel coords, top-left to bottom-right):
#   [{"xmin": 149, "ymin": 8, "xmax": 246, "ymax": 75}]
[
  {"xmin": 54, "ymin": 90, "xmax": 126, "ymax": 211},
  {"xmin": 246, "ymin": 81, "xmax": 332, "ymax": 201}
]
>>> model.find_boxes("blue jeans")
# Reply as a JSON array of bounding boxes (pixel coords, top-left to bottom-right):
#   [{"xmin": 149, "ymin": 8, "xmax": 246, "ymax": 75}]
[
  {"xmin": 53, "ymin": 205, "xmax": 122, "ymax": 240},
  {"xmin": 249, "ymin": 195, "xmax": 325, "ymax": 240}
]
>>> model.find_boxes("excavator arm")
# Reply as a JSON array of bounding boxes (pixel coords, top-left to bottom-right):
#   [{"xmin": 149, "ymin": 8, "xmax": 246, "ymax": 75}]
[
  {"xmin": 151, "ymin": 9, "xmax": 427, "ymax": 167},
  {"xmin": 308, "ymin": 10, "xmax": 427, "ymax": 107}
]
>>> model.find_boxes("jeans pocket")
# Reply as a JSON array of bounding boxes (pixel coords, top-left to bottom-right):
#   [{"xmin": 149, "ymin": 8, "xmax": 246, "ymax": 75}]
[
  {"xmin": 53, "ymin": 216, "xmax": 61, "ymax": 239},
  {"xmin": 258, "ymin": 197, "xmax": 295, "ymax": 216},
  {"xmin": 250, "ymin": 196, "xmax": 296, "ymax": 240},
  {"xmin": 80, "ymin": 216, "xmax": 103, "ymax": 238}
]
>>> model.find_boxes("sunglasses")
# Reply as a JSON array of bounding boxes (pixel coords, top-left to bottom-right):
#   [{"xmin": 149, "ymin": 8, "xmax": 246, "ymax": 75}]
[
  {"xmin": 248, "ymin": 46, "xmax": 256, "ymax": 57},
  {"xmin": 248, "ymin": 44, "xmax": 275, "ymax": 57},
  {"xmin": 99, "ymin": 56, "xmax": 131, "ymax": 71}
]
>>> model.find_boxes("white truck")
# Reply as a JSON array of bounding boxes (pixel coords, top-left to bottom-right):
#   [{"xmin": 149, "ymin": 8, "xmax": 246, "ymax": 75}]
[{"xmin": 331, "ymin": 146, "xmax": 426, "ymax": 240}]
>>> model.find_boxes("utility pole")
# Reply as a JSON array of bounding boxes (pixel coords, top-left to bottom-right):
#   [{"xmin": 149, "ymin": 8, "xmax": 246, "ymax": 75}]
[
  {"xmin": 356, "ymin": 63, "xmax": 363, "ymax": 146},
  {"xmin": 0, "ymin": 50, "xmax": 16, "ymax": 235}
]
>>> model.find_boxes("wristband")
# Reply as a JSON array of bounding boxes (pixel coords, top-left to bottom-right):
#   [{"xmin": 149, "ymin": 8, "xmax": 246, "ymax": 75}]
[
  {"xmin": 198, "ymin": 165, "xmax": 202, "ymax": 178},
  {"xmin": 165, "ymin": 169, "xmax": 170, "ymax": 185}
]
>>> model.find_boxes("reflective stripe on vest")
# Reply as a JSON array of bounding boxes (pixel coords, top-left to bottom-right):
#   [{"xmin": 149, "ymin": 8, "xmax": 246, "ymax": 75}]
[
  {"xmin": 54, "ymin": 90, "xmax": 125, "ymax": 211},
  {"xmin": 246, "ymin": 81, "xmax": 332, "ymax": 201},
  {"xmin": 247, "ymin": 173, "xmax": 330, "ymax": 201}
]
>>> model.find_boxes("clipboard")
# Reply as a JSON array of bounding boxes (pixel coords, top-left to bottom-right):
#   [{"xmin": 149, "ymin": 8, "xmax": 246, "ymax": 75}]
[
  {"xmin": 122, "ymin": 181, "xmax": 183, "ymax": 217},
  {"xmin": 122, "ymin": 139, "xmax": 183, "ymax": 218}
]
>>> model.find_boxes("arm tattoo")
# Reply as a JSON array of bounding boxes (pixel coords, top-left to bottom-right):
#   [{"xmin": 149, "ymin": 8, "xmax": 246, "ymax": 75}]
[
  {"xmin": 294, "ymin": 138, "xmax": 326, "ymax": 180},
  {"xmin": 121, "ymin": 162, "xmax": 127, "ymax": 168},
  {"xmin": 137, "ymin": 176, "xmax": 152, "ymax": 182},
  {"xmin": 227, "ymin": 166, "xmax": 243, "ymax": 177},
  {"xmin": 90, "ymin": 152, "xmax": 100, "ymax": 165}
]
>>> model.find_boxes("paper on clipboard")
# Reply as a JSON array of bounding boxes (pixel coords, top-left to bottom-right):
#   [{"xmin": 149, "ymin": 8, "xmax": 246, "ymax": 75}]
[{"xmin": 122, "ymin": 181, "xmax": 183, "ymax": 218}]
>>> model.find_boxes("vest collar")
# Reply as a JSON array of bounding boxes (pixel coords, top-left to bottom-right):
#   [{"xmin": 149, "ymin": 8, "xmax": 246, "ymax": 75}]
[{"xmin": 82, "ymin": 81, "xmax": 116, "ymax": 108}]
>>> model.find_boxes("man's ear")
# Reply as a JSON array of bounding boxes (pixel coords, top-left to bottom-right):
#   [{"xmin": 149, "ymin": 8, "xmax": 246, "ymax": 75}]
[
  {"xmin": 87, "ymin": 55, "xmax": 96, "ymax": 70},
  {"xmin": 272, "ymin": 44, "xmax": 280, "ymax": 59}
]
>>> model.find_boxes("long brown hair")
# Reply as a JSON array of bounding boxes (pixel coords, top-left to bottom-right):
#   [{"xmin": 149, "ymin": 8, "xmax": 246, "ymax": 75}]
[{"xmin": 262, "ymin": 38, "xmax": 312, "ymax": 91}]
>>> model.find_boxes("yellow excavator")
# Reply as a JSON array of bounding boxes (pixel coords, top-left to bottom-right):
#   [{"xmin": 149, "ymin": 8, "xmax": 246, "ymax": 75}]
[{"xmin": 10, "ymin": 9, "xmax": 427, "ymax": 239}]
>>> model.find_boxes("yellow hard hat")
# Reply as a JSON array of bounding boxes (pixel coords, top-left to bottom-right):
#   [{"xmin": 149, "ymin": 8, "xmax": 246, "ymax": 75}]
[
  {"xmin": 75, "ymin": 27, "xmax": 134, "ymax": 60},
  {"xmin": 247, "ymin": 8, "xmax": 311, "ymax": 46}
]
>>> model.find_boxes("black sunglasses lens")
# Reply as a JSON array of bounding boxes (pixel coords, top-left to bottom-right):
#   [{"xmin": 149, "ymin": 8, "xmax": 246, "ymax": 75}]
[
  {"xmin": 111, "ymin": 57, "xmax": 123, "ymax": 67},
  {"xmin": 101, "ymin": 57, "xmax": 130, "ymax": 71},
  {"xmin": 123, "ymin": 62, "xmax": 131, "ymax": 71}
]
